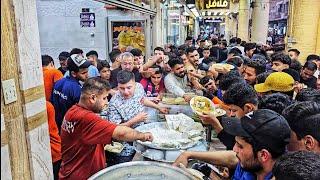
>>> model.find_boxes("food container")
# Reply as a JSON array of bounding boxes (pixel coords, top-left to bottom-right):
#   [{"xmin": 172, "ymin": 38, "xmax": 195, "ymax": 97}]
[
  {"xmin": 134, "ymin": 122, "xmax": 208, "ymax": 163},
  {"xmin": 88, "ymin": 161, "xmax": 195, "ymax": 180}
]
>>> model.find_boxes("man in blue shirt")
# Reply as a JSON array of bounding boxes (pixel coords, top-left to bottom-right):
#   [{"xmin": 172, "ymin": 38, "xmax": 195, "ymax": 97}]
[
  {"xmin": 174, "ymin": 109, "xmax": 291, "ymax": 180},
  {"xmin": 51, "ymin": 53, "xmax": 91, "ymax": 131}
]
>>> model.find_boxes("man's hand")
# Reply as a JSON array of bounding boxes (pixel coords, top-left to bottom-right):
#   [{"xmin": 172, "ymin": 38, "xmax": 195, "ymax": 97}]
[
  {"xmin": 198, "ymin": 112, "xmax": 223, "ymax": 134},
  {"xmin": 183, "ymin": 94, "xmax": 193, "ymax": 102},
  {"xmin": 133, "ymin": 112, "xmax": 148, "ymax": 123},
  {"xmin": 172, "ymin": 151, "xmax": 190, "ymax": 167},
  {"xmin": 158, "ymin": 107, "xmax": 169, "ymax": 114},
  {"xmin": 139, "ymin": 132, "xmax": 153, "ymax": 142}
]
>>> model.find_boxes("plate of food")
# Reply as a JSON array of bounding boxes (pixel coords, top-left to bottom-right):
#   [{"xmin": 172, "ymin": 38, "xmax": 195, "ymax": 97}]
[
  {"xmin": 190, "ymin": 96, "xmax": 227, "ymax": 117},
  {"xmin": 210, "ymin": 63, "xmax": 234, "ymax": 71},
  {"xmin": 190, "ymin": 96, "xmax": 215, "ymax": 115}
]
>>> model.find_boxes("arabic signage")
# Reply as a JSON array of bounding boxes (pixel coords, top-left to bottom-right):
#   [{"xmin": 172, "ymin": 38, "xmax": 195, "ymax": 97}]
[
  {"xmin": 80, "ymin": 12, "xmax": 95, "ymax": 27},
  {"xmin": 198, "ymin": 0, "xmax": 230, "ymax": 10},
  {"xmin": 111, "ymin": 21, "xmax": 145, "ymax": 54}
]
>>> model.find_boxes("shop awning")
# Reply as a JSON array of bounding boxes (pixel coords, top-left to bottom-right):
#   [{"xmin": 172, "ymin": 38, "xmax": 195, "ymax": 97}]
[{"xmin": 95, "ymin": 0, "xmax": 156, "ymax": 16}]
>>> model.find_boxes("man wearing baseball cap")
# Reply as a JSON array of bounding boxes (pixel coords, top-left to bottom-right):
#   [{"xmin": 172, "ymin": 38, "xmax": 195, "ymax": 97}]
[
  {"xmin": 174, "ymin": 109, "xmax": 291, "ymax": 179},
  {"xmin": 51, "ymin": 53, "xmax": 91, "ymax": 132},
  {"xmin": 221, "ymin": 109, "xmax": 291, "ymax": 179},
  {"xmin": 254, "ymin": 72, "xmax": 295, "ymax": 98}
]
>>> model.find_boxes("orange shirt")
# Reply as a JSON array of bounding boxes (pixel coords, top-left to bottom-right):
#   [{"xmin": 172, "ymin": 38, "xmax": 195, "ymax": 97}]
[
  {"xmin": 46, "ymin": 101, "xmax": 62, "ymax": 163},
  {"xmin": 43, "ymin": 67, "xmax": 63, "ymax": 101}
]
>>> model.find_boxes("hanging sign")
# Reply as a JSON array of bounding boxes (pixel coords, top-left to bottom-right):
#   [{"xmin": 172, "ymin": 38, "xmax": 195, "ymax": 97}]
[
  {"xmin": 200, "ymin": 0, "xmax": 230, "ymax": 9},
  {"xmin": 80, "ymin": 12, "xmax": 95, "ymax": 27}
]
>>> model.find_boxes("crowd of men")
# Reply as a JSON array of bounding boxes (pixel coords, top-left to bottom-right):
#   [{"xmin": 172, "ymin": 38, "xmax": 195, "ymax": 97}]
[{"xmin": 42, "ymin": 35, "xmax": 320, "ymax": 180}]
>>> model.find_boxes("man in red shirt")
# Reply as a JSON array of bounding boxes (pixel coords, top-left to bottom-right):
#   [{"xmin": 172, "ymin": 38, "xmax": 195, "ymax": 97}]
[{"xmin": 59, "ymin": 77, "xmax": 153, "ymax": 179}]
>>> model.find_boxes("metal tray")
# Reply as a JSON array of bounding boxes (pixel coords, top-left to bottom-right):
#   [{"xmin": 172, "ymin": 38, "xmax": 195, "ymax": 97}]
[
  {"xmin": 88, "ymin": 161, "xmax": 195, "ymax": 180},
  {"xmin": 135, "ymin": 122, "xmax": 202, "ymax": 150}
]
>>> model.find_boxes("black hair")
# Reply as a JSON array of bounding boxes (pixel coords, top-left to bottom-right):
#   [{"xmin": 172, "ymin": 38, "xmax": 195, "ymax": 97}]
[
  {"xmin": 288, "ymin": 48, "xmax": 300, "ymax": 55},
  {"xmin": 282, "ymin": 68, "xmax": 301, "ymax": 82},
  {"xmin": 97, "ymin": 60, "xmax": 110, "ymax": 72},
  {"xmin": 178, "ymin": 44, "xmax": 189, "ymax": 52},
  {"xmin": 202, "ymin": 57, "xmax": 217, "ymax": 65},
  {"xmin": 154, "ymin": 47, "xmax": 165, "ymax": 53},
  {"xmin": 240, "ymin": 40, "xmax": 247, "ymax": 47},
  {"xmin": 227, "ymin": 56, "xmax": 243, "ymax": 68},
  {"xmin": 81, "ymin": 77, "xmax": 111, "ymax": 95},
  {"xmin": 185, "ymin": 46, "xmax": 197, "ymax": 55},
  {"xmin": 109, "ymin": 49, "xmax": 122, "ymax": 63},
  {"xmin": 295, "ymin": 88, "xmax": 320, "ymax": 103},
  {"xmin": 70, "ymin": 48, "xmax": 83, "ymax": 55},
  {"xmin": 58, "ymin": 51, "xmax": 70, "ymax": 61},
  {"xmin": 219, "ymin": 71, "xmax": 244, "ymax": 91},
  {"xmin": 42, "ymin": 55, "xmax": 54, "ymax": 66},
  {"xmin": 117, "ymin": 70, "xmax": 135, "ymax": 84},
  {"xmin": 271, "ymin": 52, "xmax": 291, "ymax": 65},
  {"xmin": 186, "ymin": 36, "xmax": 192, "ymax": 41},
  {"xmin": 290, "ymin": 60, "xmax": 302, "ymax": 72},
  {"xmin": 236, "ymin": 37, "xmax": 241, "ymax": 44},
  {"xmin": 258, "ymin": 93, "xmax": 292, "ymax": 114},
  {"xmin": 302, "ymin": 61, "xmax": 317, "ymax": 71},
  {"xmin": 256, "ymin": 71, "xmax": 272, "ymax": 84},
  {"xmin": 150, "ymin": 65, "xmax": 163, "ymax": 74},
  {"xmin": 200, "ymin": 39, "xmax": 205, "ymax": 43},
  {"xmin": 306, "ymin": 54, "xmax": 320, "ymax": 61},
  {"xmin": 168, "ymin": 57, "xmax": 184, "ymax": 68},
  {"xmin": 86, "ymin": 50, "xmax": 98, "ymax": 58},
  {"xmin": 244, "ymin": 43, "xmax": 256, "ymax": 52},
  {"xmin": 219, "ymin": 41, "xmax": 227, "ymax": 47},
  {"xmin": 223, "ymin": 82, "xmax": 258, "ymax": 108},
  {"xmin": 282, "ymin": 101, "xmax": 320, "ymax": 141},
  {"xmin": 272, "ymin": 151, "xmax": 320, "ymax": 180},
  {"xmin": 229, "ymin": 37, "xmax": 236, "ymax": 44},
  {"xmin": 228, "ymin": 48, "xmax": 242, "ymax": 56},
  {"xmin": 211, "ymin": 38, "xmax": 218, "ymax": 45},
  {"xmin": 130, "ymin": 48, "xmax": 143, "ymax": 57},
  {"xmin": 203, "ymin": 47, "xmax": 210, "ymax": 51},
  {"xmin": 199, "ymin": 76, "xmax": 214, "ymax": 86},
  {"xmin": 246, "ymin": 59, "xmax": 266, "ymax": 75}
]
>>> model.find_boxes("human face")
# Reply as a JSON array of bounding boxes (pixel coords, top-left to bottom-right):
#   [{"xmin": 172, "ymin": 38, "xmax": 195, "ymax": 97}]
[
  {"xmin": 228, "ymin": 105, "xmax": 245, "ymax": 118},
  {"xmin": 203, "ymin": 50, "xmax": 210, "ymax": 58},
  {"xmin": 233, "ymin": 137, "xmax": 262, "ymax": 172},
  {"xmin": 204, "ymin": 79, "xmax": 217, "ymax": 92},
  {"xmin": 288, "ymin": 51, "xmax": 298, "ymax": 60},
  {"xmin": 99, "ymin": 67, "xmax": 111, "ymax": 80},
  {"xmin": 87, "ymin": 55, "xmax": 97, "ymax": 64},
  {"xmin": 181, "ymin": 54, "xmax": 189, "ymax": 65},
  {"xmin": 300, "ymin": 68, "xmax": 315, "ymax": 81},
  {"xmin": 317, "ymin": 77, "xmax": 320, "ymax": 90},
  {"xmin": 243, "ymin": 67, "xmax": 257, "ymax": 85},
  {"xmin": 74, "ymin": 68, "xmax": 89, "ymax": 82},
  {"xmin": 272, "ymin": 61, "xmax": 288, "ymax": 72},
  {"xmin": 187, "ymin": 50, "xmax": 200, "ymax": 67},
  {"xmin": 287, "ymin": 131, "xmax": 305, "ymax": 152},
  {"xmin": 154, "ymin": 50, "xmax": 164, "ymax": 56},
  {"xmin": 172, "ymin": 64, "xmax": 185, "ymax": 78},
  {"xmin": 246, "ymin": 48, "xmax": 255, "ymax": 58},
  {"xmin": 186, "ymin": 40, "xmax": 192, "ymax": 47},
  {"xmin": 91, "ymin": 90, "xmax": 109, "ymax": 113},
  {"xmin": 118, "ymin": 79, "xmax": 136, "ymax": 99},
  {"xmin": 134, "ymin": 56, "xmax": 144, "ymax": 66},
  {"xmin": 150, "ymin": 73, "xmax": 162, "ymax": 86},
  {"xmin": 121, "ymin": 57, "xmax": 134, "ymax": 72},
  {"xmin": 59, "ymin": 59, "xmax": 68, "ymax": 69}
]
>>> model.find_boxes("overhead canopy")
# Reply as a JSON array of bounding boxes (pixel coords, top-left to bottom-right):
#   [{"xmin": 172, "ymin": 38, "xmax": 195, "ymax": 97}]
[{"xmin": 95, "ymin": 0, "xmax": 156, "ymax": 16}]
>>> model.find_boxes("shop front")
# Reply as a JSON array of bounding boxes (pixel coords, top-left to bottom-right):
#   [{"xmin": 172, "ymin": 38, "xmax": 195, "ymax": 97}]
[{"xmin": 102, "ymin": 0, "xmax": 156, "ymax": 58}]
